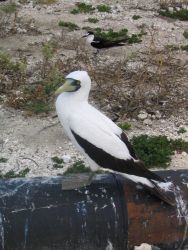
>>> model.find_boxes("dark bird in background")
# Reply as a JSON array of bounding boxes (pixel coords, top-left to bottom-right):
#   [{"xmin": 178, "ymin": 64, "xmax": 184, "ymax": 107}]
[{"xmin": 82, "ymin": 31, "xmax": 128, "ymax": 49}]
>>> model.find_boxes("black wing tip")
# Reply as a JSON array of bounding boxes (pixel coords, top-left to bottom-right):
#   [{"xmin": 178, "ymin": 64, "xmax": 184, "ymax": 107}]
[{"xmin": 151, "ymin": 181, "xmax": 176, "ymax": 207}]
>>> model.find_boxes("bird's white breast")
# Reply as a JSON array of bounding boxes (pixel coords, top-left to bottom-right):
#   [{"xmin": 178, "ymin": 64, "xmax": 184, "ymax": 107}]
[{"xmin": 86, "ymin": 34, "xmax": 94, "ymax": 44}]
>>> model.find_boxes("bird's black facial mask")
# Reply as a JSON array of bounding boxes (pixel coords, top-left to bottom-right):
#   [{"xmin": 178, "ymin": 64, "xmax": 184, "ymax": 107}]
[
  {"xmin": 65, "ymin": 78, "xmax": 81, "ymax": 92},
  {"xmin": 55, "ymin": 78, "xmax": 81, "ymax": 95}
]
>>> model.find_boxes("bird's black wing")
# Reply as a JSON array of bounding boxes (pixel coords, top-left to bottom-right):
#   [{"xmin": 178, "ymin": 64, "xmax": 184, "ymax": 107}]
[
  {"xmin": 71, "ymin": 129, "xmax": 162, "ymax": 181},
  {"xmin": 71, "ymin": 129, "xmax": 175, "ymax": 206},
  {"xmin": 119, "ymin": 132, "xmax": 138, "ymax": 159},
  {"xmin": 92, "ymin": 36, "xmax": 127, "ymax": 48}
]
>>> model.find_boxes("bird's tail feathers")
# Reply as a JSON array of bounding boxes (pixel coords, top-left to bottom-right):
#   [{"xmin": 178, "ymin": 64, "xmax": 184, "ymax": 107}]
[{"xmin": 143, "ymin": 179, "xmax": 176, "ymax": 206}]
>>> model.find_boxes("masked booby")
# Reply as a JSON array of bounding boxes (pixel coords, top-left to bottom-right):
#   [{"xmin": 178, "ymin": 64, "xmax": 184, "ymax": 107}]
[{"xmin": 55, "ymin": 70, "xmax": 175, "ymax": 206}]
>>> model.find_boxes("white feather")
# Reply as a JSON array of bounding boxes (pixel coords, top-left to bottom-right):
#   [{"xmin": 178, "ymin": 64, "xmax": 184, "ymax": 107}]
[
  {"xmin": 56, "ymin": 71, "xmax": 136, "ymax": 171},
  {"xmin": 86, "ymin": 34, "xmax": 94, "ymax": 44},
  {"xmin": 56, "ymin": 71, "xmax": 132, "ymax": 163}
]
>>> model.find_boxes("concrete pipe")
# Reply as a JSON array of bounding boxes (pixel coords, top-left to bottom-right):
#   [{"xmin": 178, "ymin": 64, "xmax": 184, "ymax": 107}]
[{"xmin": 0, "ymin": 170, "xmax": 187, "ymax": 250}]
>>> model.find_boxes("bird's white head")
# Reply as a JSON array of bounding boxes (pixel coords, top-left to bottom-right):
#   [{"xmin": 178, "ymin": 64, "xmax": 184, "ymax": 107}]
[
  {"xmin": 82, "ymin": 31, "xmax": 94, "ymax": 44},
  {"xmin": 55, "ymin": 70, "xmax": 91, "ymax": 101}
]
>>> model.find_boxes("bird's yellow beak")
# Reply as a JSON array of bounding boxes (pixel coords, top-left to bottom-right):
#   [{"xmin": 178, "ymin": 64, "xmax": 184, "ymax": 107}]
[{"xmin": 55, "ymin": 78, "xmax": 81, "ymax": 96}]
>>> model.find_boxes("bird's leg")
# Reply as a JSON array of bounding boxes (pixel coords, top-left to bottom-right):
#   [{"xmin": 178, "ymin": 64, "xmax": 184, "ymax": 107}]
[{"xmin": 61, "ymin": 171, "xmax": 96, "ymax": 190}]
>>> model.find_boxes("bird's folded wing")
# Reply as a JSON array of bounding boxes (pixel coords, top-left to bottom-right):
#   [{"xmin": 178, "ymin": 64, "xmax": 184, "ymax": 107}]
[{"xmin": 69, "ymin": 108, "xmax": 131, "ymax": 161}]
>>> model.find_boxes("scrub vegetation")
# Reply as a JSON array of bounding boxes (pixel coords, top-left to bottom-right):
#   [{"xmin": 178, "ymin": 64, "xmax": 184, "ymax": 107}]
[
  {"xmin": 132, "ymin": 15, "xmax": 142, "ymax": 20},
  {"xmin": 86, "ymin": 17, "xmax": 99, "ymax": 23},
  {"xmin": 70, "ymin": 3, "xmax": 111, "ymax": 14},
  {"xmin": 59, "ymin": 21, "xmax": 79, "ymax": 31},
  {"xmin": 0, "ymin": 158, "xmax": 8, "ymax": 163},
  {"xmin": 183, "ymin": 31, "xmax": 188, "ymax": 39},
  {"xmin": 7, "ymin": 42, "xmax": 64, "ymax": 115},
  {"xmin": 64, "ymin": 161, "xmax": 91, "ymax": 175},
  {"xmin": 0, "ymin": 2, "xmax": 17, "ymax": 14},
  {"xmin": 52, "ymin": 156, "xmax": 64, "ymax": 168},
  {"xmin": 94, "ymin": 28, "xmax": 143, "ymax": 44},
  {"xmin": 118, "ymin": 122, "xmax": 132, "ymax": 130},
  {"xmin": 177, "ymin": 127, "xmax": 187, "ymax": 134},
  {"xmin": 159, "ymin": 8, "xmax": 188, "ymax": 21},
  {"xmin": 131, "ymin": 135, "xmax": 188, "ymax": 169},
  {"xmin": 96, "ymin": 4, "xmax": 111, "ymax": 13},
  {"xmin": 0, "ymin": 51, "xmax": 27, "ymax": 93},
  {"xmin": 71, "ymin": 3, "xmax": 95, "ymax": 14},
  {"xmin": 34, "ymin": 0, "xmax": 57, "ymax": 4},
  {"xmin": 0, "ymin": 168, "xmax": 30, "ymax": 178}
]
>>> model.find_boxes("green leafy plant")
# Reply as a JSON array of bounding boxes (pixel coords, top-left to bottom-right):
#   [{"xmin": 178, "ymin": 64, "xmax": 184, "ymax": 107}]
[
  {"xmin": 94, "ymin": 28, "xmax": 142, "ymax": 44},
  {"xmin": 95, "ymin": 28, "xmax": 129, "ymax": 41},
  {"xmin": 52, "ymin": 156, "xmax": 64, "ymax": 168},
  {"xmin": 166, "ymin": 44, "xmax": 188, "ymax": 52},
  {"xmin": 159, "ymin": 9, "xmax": 188, "ymax": 21},
  {"xmin": 181, "ymin": 44, "xmax": 188, "ymax": 51},
  {"xmin": 42, "ymin": 42, "xmax": 55, "ymax": 61},
  {"xmin": 25, "ymin": 101, "xmax": 51, "ymax": 114},
  {"xmin": 118, "ymin": 122, "xmax": 131, "ymax": 130},
  {"xmin": 0, "ymin": 158, "xmax": 8, "ymax": 163},
  {"xmin": 17, "ymin": 168, "xmax": 30, "ymax": 177},
  {"xmin": 96, "ymin": 4, "xmax": 111, "ymax": 13},
  {"xmin": 7, "ymin": 41, "xmax": 63, "ymax": 115},
  {"xmin": 1, "ymin": 168, "xmax": 30, "ymax": 178},
  {"xmin": 64, "ymin": 161, "xmax": 91, "ymax": 175},
  {"xmin": 183, "ymin": 31, "xmax": 188, "ymax": 39},
  {"xmin": 71, "ymin": 3, "xmax": 95, "ymax": 14},
  {"xmin": 34, "ymin": 0, "xmax": 57, "ymax": 5},
  {"xmin": 0, "ymin": 2, "xmax": 17, "ymax": 14},
  {"xmin": 58, "ymin": 21, "xmax": 79, "ymax": 31},
  {"xmin": 170, "ymin": 138, "xmax": 188, "ymax": 153},
  {"xmin": 177, "ymin": 127, "xmax": 187, "ymax": 134},
  {"xmin": 132, "ymin": 15, "xmax": 142, "ymax": 20},
  {"xmin": 128, "ymin": 34, "xmax": 142, "ymax": 44},
  {"xmin": 87, "ymin": 17, "xmax": 99, "ymax": 23},
  {"xmin": 131, "ymin": 135, "xmax": 173, "ymax": 169},
  {"xmin": 0, "ymin": 51, "xmax": 26, "ymax": 74},
  {"xmin": 131, "ymin": 135, "xmax": 188, "ymax": 169},
  {"xmin": 0, "ymin": 51, "xmax": 27, "ymax": 93}
]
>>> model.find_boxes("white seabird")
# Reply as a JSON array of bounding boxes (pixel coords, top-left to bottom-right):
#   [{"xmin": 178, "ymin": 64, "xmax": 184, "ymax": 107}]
[{"xmin": 55, "ymin": 70, "xmax": 175, "ymax": 206}]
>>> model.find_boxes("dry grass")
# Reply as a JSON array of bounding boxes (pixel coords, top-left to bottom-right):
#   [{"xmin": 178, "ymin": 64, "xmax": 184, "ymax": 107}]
[
  {"xmin": 60, "ymin": 28, "xmax": 188, "ymax": 118},
  {"xmin": 159, "ymin": 0, "xmax": 188, "ymax": 8},
  {"xmin": 1, "ymin": 26, "xmax": 188, "ymax": 118}
]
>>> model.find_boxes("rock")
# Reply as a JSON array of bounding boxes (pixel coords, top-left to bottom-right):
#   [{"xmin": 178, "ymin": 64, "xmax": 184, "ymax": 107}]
[
  {"xmin": 143, "ymin": 118, "xmax": 152, "ymax": 126},
  {"xmin": 182, "ymin": 152, "xmax": 187, "ymax": 157},
  {"xmin": 62, "ymin": 154, "xmax": 71, "ymax": 163},
  {"xmin": 134, "ymin": 243, "xmax": 152, "ymax": 250},
  {"xmin": 138, "ymin": 111, "xmax": 148, "ymax": 120},
  {"xmin": 151, "ymin": 115, "xmax": 156, "ymax": 119},
  {"xmin": 155, "ymin": 111, "xmax": 161, "ymax": 119},
  {"xmin": 168, "ymin": 7, "xmax": 174, "ymax": 13}
]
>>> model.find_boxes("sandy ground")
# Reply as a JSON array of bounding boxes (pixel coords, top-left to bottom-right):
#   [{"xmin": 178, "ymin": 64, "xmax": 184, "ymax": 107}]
[
  {"xmin": 0, "ymin": 0, "xmax": 188, "ymax": 176},
  {"xmin": 0, "ymin": 105, "xmax": 188, "ymax": 177}
]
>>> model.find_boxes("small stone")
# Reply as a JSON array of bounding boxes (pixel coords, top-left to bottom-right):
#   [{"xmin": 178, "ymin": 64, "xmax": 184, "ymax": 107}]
[
  {"xmin": 138, "ymin": 112, "xmax": 148, "ymax": 120},
  {"xmin": 62, "ymin": 155, "xmax": 71, "ymax": 163},
  {"xmin": 143, "ymin": 119, "xmax": 152, "ymax": 126},
  {"xmin": 168, "ymin": 7, "xmax": 174, "ymax": 13},
  {"xmin": 181, "ymin": 152, "xmax": 187, "ymax": 157},
  {"xmin": 151, "ymin": 115, "xmax": 156, "ymax": 119},
  {"xmin": 134, "ymin": 243, "xmax": 152, "ymax": 250},
  {"xmin": 155, "ymin": 111, "xmax": 161, "ymax": 119}
]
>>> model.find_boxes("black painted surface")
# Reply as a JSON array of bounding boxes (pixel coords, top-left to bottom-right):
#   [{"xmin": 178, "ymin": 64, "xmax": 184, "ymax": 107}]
[{"xmin": 0, "ymin": 174, "xmax": 128, "ymax": 250}]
